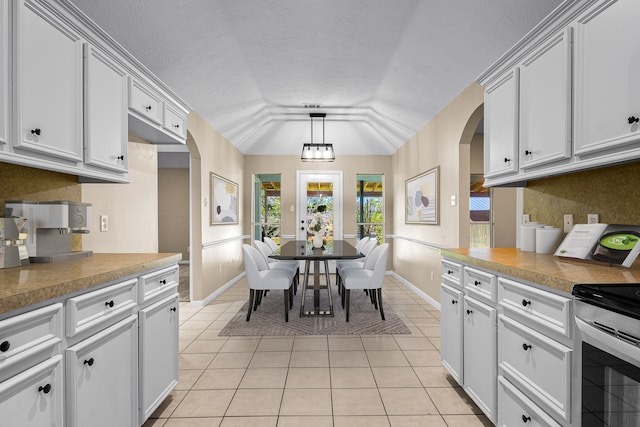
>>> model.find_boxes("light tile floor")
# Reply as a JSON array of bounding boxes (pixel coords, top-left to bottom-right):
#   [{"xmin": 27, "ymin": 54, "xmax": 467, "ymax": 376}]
[{"xmin": 144, "ymin": 275, "xmax": 493, "ymax": 426}]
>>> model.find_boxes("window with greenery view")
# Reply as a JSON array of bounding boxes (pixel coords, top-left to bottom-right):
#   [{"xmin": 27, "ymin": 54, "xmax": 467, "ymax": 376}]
[{"xmin": 356, "ymin": 174, "xmax": 383, "ymax": 244}]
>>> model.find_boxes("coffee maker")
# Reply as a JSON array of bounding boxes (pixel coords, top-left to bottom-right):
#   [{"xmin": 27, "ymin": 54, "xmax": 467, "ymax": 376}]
[{"xmin": 6, "ymin": 200, "xmax": 93, "ymax": 263}]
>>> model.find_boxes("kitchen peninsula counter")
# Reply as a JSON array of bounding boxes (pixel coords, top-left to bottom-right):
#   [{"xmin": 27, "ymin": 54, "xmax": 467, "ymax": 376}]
[
  {"xmin": 441, "ymin": 248, "xmax": 640, "ymax": 294},
  {"xmin": 0, "ymin": 253, "xmax": 181, "ymax": 316}
]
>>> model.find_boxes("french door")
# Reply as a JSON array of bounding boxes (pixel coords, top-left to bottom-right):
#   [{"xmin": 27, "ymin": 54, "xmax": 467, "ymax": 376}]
[{"xmin": 296, "ymin": 171, "xmax": 343, "ymax": 272}]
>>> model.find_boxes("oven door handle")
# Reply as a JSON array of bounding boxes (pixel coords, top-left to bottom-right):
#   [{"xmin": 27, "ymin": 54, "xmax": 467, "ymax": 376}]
[{"xmin": 575, "ymin": 317, "xmax": 640, "ymax": 366}]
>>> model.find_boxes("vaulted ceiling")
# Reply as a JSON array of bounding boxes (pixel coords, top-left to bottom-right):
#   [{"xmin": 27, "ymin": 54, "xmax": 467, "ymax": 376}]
[{"xmin": 69, "ymin": 0, "xmax": 563, "ymax": 156}]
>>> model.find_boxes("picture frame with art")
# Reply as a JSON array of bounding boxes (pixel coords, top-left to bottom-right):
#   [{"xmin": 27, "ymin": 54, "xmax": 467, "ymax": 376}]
[
  {"xmin": 210, "ymin": 173, "xmax": 239, "ymax": 225},
  {"xmin": 405, "ymin": 166, "xmax": 439, "ymax": 225}
]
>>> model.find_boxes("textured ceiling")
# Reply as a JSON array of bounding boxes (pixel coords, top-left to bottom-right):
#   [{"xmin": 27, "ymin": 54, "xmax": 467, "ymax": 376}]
[{"xmin": 69, "ymin": 0, "xmax": 563, "ymax": 156}]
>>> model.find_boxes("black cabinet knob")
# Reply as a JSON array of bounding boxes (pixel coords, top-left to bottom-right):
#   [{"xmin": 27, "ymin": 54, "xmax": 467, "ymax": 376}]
[
  {"xmin": 173, "ymin": 124, "xmax": 180, "ymax": 129},
  {"xmin": 522, "ymin": 299, "xmax": 531, "ymax": 307},
  {"xmin": 474, "ymin": 280, "xmax": 481, "ymax": 286},
  {"xmin": 525, "ymin": 150, "xmax": 532, "ymax": 156},
  {"xmin": 105, "ymin": 300, "xmax": 114, "ymax": 308},
  {"xmin": 447, "ymin": 270, "xmax": 453, "ymax": 275},
  {"xmin": 31, "ymin": 128, "xmax": 41, "ymax": 135},
  {"xmin": 38, "ymin": 384, "xmax": 52, "ymax": 394},
  {"xmin": 116, "ymin": 155, "xmax": 125, "ymax": 160},
  {"xmin": 170, "ymin": 307, "xmax": 177, "ymax": 312},
  {"xmin": 504, "ymin": 157, "xmax": 511, "ymax": 163},
  {"xmin": 84, "ymin": 357, "xmax": 94, "ymax": 366},
  {"xmin": 0, "ymin": 341, "xmax": 10, "ymax": 352},
  {"xmin": 466, "ymin": 309, "xmax": 473, "ymax": 315},
  {"xmin": 522, "ymin": 343, "xmax": 532, "ymax": 351},
  {"xmin": 160, "ymin": 279, "xmax": 167, "ymax": 285},
  {"xmin": 522, "ymin": 415, "xmax": 531, "ymax": 423},
  {"xmin": 628, "ymin": 116, "xmax": 639, "ymax": 124},
  {"xmin": 145, "ymin": 105, "xmax": 152, "ymax": 111},
  {"xmin": 451, "ymin": 299, "xmax": 458, "ymax": 305}
]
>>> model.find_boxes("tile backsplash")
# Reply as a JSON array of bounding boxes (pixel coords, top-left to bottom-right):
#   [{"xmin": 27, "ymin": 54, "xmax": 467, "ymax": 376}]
[{"xmin": 523, "ymin": 160, "xmax": 640, "ymax": 228}]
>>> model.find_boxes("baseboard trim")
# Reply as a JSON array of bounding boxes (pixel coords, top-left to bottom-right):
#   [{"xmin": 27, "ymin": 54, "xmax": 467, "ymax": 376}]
[
  {"xmin": 389, "ymin": 271, "xmax": 441, "ymax": 311},
  {"xmin": 189, "ymin": 272, "xmax": 246, "ymax": 307}
]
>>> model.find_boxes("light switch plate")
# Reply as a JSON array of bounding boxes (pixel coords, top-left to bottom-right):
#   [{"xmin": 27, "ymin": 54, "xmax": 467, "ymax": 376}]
[{"xmin": 563, "ymin": 214, "xmax": 574, "ymax": 233}]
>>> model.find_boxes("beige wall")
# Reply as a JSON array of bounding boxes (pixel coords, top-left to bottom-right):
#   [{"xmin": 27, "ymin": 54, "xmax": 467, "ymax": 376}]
[
  {"xmin": 82, "ymin": 140, "xmax": 159, "ymax": 253},
  {"xmin": 243, "ymin": 155, "xmax": 393, "ymax": 245},
  {"xmin": 186, "ymin": 112, "xmax": 245, "ymax": 301},
  {"xmin": 158, "ymin": 168, "xmax": 190, "ymax": 261},
  {"xmin": 392, "ymin": 83, "xmax": 484, "ymax": 302}
]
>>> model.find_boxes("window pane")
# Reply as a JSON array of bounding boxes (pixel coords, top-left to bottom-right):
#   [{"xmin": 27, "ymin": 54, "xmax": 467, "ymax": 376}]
[{"xmin": 356, "ymin": 174, "xmax": 383, "ymax": 243}]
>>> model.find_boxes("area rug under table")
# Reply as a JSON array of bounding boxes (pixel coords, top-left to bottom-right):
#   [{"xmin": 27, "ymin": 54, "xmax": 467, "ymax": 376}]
[{"xmin": 218, "ymin": 284, "xmax": 411, "ymax": 336}]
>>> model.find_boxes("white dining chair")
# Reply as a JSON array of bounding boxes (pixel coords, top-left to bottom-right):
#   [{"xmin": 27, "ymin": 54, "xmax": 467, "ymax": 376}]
[
  {"xmin": 341, "ymin": 243, "xmax": 389, "ymax": 322},
  {"xmin": 254, "ymin": 239, "xmax": 299, "ymax": 294},
  {"xmin": 242, "ymin": 244, "xmax": 295, "ymax": 322},
  {"xmin": 335, "ymin": 238, "xmax": 378, "ymax": 294},
  {"xmin": 263, "ymin": 236, "xmax": 279, "ymax": 252}
]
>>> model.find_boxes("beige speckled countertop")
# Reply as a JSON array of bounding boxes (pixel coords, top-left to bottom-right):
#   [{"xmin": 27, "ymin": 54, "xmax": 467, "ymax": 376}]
[
  {"xmin": 0, "ymin": 253, "xmax": 181, "ymax": 315},
  {"xmin": 440, "ymin": 248, "xmax": 640, "ymax": 295}
]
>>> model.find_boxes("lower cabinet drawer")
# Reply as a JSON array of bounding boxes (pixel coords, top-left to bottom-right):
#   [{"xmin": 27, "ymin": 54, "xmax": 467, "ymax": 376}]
[
  {"xmin": 139, "ymin": 265, "xmax": 179, "ymax": 304},
  {"xmin": 0, "ymin": 303, "xmax": 63, "ymax": 382},
  {"xmin": 498, "ymin": 315, "xmax": 572, "ymax": 422},
  {"xmin": 498, "ymin": 376, "xmax": 561, "ymax": 427},
  {"xmin": 66, "ymin": 278, "xmax": 137, "ymax": 340}
]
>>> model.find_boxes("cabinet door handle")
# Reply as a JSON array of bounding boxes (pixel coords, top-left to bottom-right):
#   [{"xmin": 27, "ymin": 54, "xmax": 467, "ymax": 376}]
[
  {"xmin": 30, "ymin": 128, "xmax": 41, "ymax": 135},
  {"xmin": 522, "ymin": 343, "xmax": 532, "ymax": 351},
  {"xmin": 521, "ymin": 299, "xmax": 531, "ymax": 307},
  {"xmin": 160, "ymin": 279, "xmax": 167, "ymax": 285},
  {"xmin": 524, "ymin": 150, "xmax": 532, "ymax": 156},
  {"xmin": 504, "ymin": 157, "xmax": 511, "ymax": 163},
  {"xmin": 474, "ymin": 280, "xmax": 481, "ymax": 286},
  {"xmin": 116, "ymin": 155, "xmax": 125, "ymax": 160},
  {"xmin": 170, "ymin": 307, "xmax": 177, "ymax": 312},
  {"xmin": 105, "ymin": 300, "xmax": 114, "ymax": 308},
  {"xmin": 447, "ymin": 270, "xmax": 453, "ymax": 275},
  {"xmin": 0, "ymin": 340, "xmax": 10, "ymax": 352},
  {"xmin": 628, "ymin": 116, "xmax": 639, "ymax": 124},
  {"xmin": 173, "ymin": 124, "xmax": 180, "ymax": 129},
  {"xmin": 466, "ymin": 309, "xmax": 473, "ymax": 315},
  {"xmin": 145, "ymin": 105, "xmax": 152, "ymax": 111},
  {"xmin": 84, "ymin": 357, "xmax": 95, "ymax": 366},
  {"xmin": 38, "ymin": 384, "xmax": 52, "ymax": 394},
  {"xmin": 451, "ymin": 299, "xmax": 458, "ymax": 305},
  {"xmin": 522, "ymin": 415, "xmax": 532, "ymax": 423}
]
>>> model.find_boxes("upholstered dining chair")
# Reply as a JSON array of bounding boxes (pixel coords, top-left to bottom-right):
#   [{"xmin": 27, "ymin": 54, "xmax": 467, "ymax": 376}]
[
  {"xmin": 254, "ymin": 239, "xmax": 299, "ymax": 294},
  {"xmin": 242, "ymin": 244, "xmax": 295, "ymax": 322},
  {"xmin": 263, "ymin": 236, "xmax": 279, "ymax": 252},
  {"xmin": 341, "ymin": 243, "xmax": 389, "ymax": 322},
  {"xmin": 335, "ymin": 238, "xmax": 378, "ymax": 294}
]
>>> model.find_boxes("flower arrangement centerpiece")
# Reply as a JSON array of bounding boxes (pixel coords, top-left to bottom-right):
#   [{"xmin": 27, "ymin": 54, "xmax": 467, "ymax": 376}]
[{"xmin": 307, "ymin": 205, "xmax": 330, "ymax": 248}]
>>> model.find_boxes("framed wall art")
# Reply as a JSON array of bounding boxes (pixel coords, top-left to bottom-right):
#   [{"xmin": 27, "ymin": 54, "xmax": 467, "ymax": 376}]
[
  {"xmin": 405, "ymin": 166, "xmax": 439, "ymax": 225},
  {"xmin": 210, "ymin": 173, "xmax": 239, "ymax": 225}
]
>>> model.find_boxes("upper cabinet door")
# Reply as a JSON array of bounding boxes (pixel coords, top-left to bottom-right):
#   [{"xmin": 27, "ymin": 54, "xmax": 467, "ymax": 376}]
[
  {"xmin": 574, "ymin": 0, "xmax": 640, "ymax": 156},
  {"xmin": 0, "ymin": 2, "xmax": 8, "ymax": 147},
  {"xmin": 519, "ymin": 28, "xmax": 572, "ymax": 169},
  {"xmin": 15, "ymin": 0, "xmax": 83, "ymax": 162},
  {"xmin": 84, "ymin": 44, "xmax": 128, "ymax": 172},
  {"xmin": 484, "ymin": 68, "xmax": 519, "ymax": 178}
]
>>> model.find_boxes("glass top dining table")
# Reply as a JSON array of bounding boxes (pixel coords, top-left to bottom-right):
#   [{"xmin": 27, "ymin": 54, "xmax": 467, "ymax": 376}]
[{"xmin": 269, "ymin": 240, "xmax": 364, "ymax": 316}]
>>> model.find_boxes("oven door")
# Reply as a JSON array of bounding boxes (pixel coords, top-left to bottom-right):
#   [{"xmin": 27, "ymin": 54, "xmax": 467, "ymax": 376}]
[{"xmin": 575, "ymin": 303, "xmax": 640, "ymax": 426}]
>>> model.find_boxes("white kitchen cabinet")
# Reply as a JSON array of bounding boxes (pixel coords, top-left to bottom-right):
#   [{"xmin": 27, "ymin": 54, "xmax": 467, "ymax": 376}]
[
  {"xmin": 139, "ymin": 294, "xmax": 179, "ymax": 424},
  {"xmin": 0, "ymin": 355, "xmax": 64, "ymax": 426},
  {"xmin": 484, "ymin": 68, "xmax": 519, "ymax": 179},
  {"xmin": 0, "ymin": 1, "xmax": 8, "ymax": 147},
  {"xmin": 163, "ymin": 101, "xmax": 187, "ymax": 140},
  {"xmin": 65, "ymin": 315, "xmax": 138, "ymax": 427},
  {"xmin": 498, "ymin": 376, "xmax": 562, "ymax": 427},
  {"xmin": 83, "ymin": 44, "xmax": 128, "ymax": 173},
  {"xmin": 440, "ymin": 283, "xmax": 464, "ymax": 385},
  {"xmin": 14, "ymin": 0, "xmax": 83, "ymax": 162},
  {"xmin": 463, "ymin": 295, "xmax": 497, "ymax": 423},
  {"xmin": 574, "ymin": 0, "xmax": 640, "ymax": 157},
  {"xmin": 519, "ymin": 27, "xmax": 572, "ymax": 170}
]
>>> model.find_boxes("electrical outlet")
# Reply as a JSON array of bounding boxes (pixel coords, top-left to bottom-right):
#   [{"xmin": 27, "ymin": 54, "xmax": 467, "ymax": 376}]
[
  {"xmin": 100, "ymin": 215, "xmax": 108, "ymax": 232},
  {"xmin": 563, "ymin": 214, "xmax": 574, "ymax": 233},
  {"xmin": 587, "ymin": 213, "xmax": 599, "ymax": 224},
  {"xmin": 522, "ymin": 214, "xmax": 531, "ymax": 224}
]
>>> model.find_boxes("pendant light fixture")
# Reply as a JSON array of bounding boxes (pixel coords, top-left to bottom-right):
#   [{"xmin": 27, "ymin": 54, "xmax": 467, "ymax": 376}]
[{"xmin": 301, "ymin": 113, "xmax": 335, "ymax": 162}]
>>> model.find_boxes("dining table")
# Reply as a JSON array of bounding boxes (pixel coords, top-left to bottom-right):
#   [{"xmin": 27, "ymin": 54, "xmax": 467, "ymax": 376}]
[{"xmin": 269, "ymin": 239, "xmax": 364, "ymax": 316}]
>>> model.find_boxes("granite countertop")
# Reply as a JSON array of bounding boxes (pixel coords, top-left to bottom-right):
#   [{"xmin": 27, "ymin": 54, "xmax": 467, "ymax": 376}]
[
  {"xmin": 0, "ymin": 253, "xmax": 181, "ymax": 315},
  {"xmin": 440, "ymin": 248, "xmax": 640, "ymax": 295}
]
